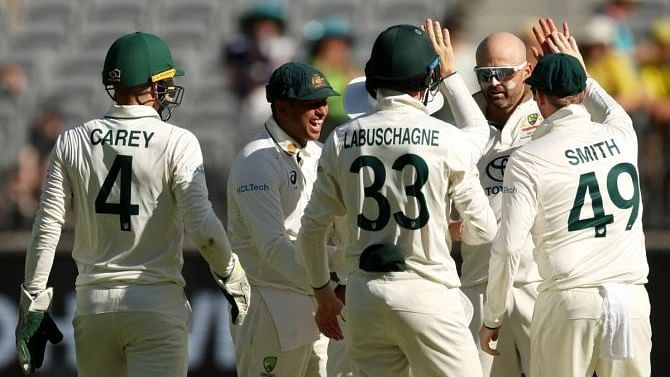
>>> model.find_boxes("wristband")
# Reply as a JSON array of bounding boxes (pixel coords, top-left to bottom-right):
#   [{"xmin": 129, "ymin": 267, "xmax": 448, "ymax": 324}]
[
  {"xmin": 443, "ymin": 70, "xmax": 458, "ymax": 79},
  {"xmin": 312, "ymin": 280, "xmax": 331, "ymax": 291}
]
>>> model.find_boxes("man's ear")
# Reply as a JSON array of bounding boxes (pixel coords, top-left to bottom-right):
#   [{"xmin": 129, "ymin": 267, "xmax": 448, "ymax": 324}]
[
  {"xmin": 274, "ymin": 100, "xmax": 289, "ymax": 116},
  {"xmin": 522, "ymin": 63, "xmax": 533, "ymax": 80}
]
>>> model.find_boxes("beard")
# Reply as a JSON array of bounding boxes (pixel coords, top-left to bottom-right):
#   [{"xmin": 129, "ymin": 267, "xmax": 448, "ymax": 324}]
[{"xmin": 485, "ymin": 89, "xmax": 515, "ymax": 110}]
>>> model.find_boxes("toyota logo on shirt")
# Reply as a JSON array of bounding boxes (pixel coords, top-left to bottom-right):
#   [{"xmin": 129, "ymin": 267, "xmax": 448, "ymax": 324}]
[{"xmin": 486, "ymin": 155, "xmax": 509, "ymax": 182}]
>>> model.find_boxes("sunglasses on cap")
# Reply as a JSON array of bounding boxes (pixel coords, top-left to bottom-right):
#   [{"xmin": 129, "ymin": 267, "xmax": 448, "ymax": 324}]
[{"xmin": 474, "ymin": 62, "xmax": 527, "ymax": 82}]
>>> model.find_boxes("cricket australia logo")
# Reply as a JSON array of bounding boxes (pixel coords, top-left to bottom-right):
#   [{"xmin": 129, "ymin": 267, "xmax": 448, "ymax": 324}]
[
  {"xmin": 311, "ymin": 73, "xmax": 326, "ymax": 88},
  {"xmin": 262, "ymin": 356, "xmax": 277, "ymax": 376},
  {"xmin": 486, "ymin": 155, "xmax": 509, "ymax": 182},
  {"xmin": 527, "ymin": 113, "xmax": 539, "ymax": 125},
  {"xmin": 108, "ymin": 69, "xmax": 121, "ymax": 82}
]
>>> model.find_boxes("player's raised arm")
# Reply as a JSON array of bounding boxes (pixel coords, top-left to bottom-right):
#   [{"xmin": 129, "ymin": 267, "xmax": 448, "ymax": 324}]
[
  {"xmin": 425, "ymin": 18, "xmax": 490, "ymax": 155},
  {"xmin": 448, "ymin": 142, "xmax": 498, "ymax": 245},
  {"xmin": 531, "ymin": 18, "xmax": 634, "ymax": 142}
]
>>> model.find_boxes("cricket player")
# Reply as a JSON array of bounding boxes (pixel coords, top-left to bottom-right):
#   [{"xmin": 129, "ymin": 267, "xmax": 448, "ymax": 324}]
[
  {"xmin": 298, "ymin": 20, "xmax": 497, "ymax": 377},
  {"xmin": 446, "ymin": 32, "xmax": 543, "ymax": 376},
  {"xmin": 15, "ymin": 32, "xmax": 250, "ymax": 377},
  {"xmin": 480, "ymin": 19, "xmax": 651, "ymax": 377},
  {"xmin": 226, "ymin": 61, "xmax": 344, "ymax": 377}
]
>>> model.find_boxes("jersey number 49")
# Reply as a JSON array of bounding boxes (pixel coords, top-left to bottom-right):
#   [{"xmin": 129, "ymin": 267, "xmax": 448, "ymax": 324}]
[{"xmin": 568, "ymin": 162, "xmax": 639, "ymax": 238}]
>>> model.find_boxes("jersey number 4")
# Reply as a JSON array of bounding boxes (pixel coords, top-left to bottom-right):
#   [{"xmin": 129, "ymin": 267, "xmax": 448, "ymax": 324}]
[
  {"xmin": 568, "ymin": 162, "xmax": 639, "ymax": 238},
  {"xmin": 95, "ymin": 154, "xmax": 139, "ymax": 231},
  {"xmin": 350, "ymin": 154, "xmax": 429, "ymax": 231}
]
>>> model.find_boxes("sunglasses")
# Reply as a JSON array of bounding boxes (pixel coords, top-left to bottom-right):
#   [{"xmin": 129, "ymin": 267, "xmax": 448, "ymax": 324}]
[{"xmin": 474, "ymin": 62, "xmax": 527, "ymax": 82}]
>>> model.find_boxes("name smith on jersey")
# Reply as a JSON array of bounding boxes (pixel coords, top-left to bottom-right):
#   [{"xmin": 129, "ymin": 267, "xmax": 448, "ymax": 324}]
[
  {"xmin": 342, "ymin": 127, "xmax": 439, "ymax": 149},
  {"xmin": 564, "ymin": 138, "xmax": 621, "ymax": 166}
]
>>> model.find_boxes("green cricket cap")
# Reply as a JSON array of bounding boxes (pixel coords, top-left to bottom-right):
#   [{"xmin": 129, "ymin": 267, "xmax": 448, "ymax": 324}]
[
  {"xmin": 102, "ymin": 32, "xmax": 184, "ymax": 88},
  {"xmin": 265, "ymin": 62, "xmax": 339, "ymax": 102},
  {"xmin": 365, "ymin": 24, "xmax": 437, "ymax": 91},
  {"xmin": 525, "ymin": 53, "xmax": 586, "ymax": 97},
  {"xmin": 240, "ymin": 2, "xmax": 286, "ymax": 35}
]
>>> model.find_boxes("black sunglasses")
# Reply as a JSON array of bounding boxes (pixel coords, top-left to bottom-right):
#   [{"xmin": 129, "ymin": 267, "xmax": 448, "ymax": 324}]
[{"xmin": 474, "ymin": 62, "xmax": 527, "ymax": 82}]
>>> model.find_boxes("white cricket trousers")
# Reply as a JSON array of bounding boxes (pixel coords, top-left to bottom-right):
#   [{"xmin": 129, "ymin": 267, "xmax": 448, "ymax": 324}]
[
  {"xmin": 230, "ymin": 287, "xmax": 328, "ymax": 377},
  {"xmin": 463, "ymin": 281, "xmax": 538, "ymax": 377},
  {"xmin": 530, "ymin": 285, "xmax": 651, "ymax": 377},
  {"xmin": 345, "ymin": 270, "xmax": 482, "ymax": 377},
  {"xmin": 74, "ymin": 311, "xmax": 189, "ymax": 377}
]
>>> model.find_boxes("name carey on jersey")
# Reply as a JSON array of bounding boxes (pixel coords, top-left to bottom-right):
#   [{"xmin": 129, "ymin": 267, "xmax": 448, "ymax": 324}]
[{"xmin": 90, "ymin": 128, "xmax": 155, "ymax": 148}]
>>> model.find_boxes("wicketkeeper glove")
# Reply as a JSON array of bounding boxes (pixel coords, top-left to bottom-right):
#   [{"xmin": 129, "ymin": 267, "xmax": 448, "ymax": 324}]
[
  {"xmin": 211, "ymin": 254, "xmax": 250, "ymax": 325},
  {"xmin": 16, "ymin": 286, "xmax": 63, "ymax": 375}
]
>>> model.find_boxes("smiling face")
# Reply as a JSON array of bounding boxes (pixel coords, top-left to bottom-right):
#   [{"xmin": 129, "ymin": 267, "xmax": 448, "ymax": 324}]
[
  {"xmin": 275, "ymin": 98, "xmax": 329, "ymax": 146},
  {"xmin": 476, "ymin": 32, "xmax": 532, "ymax": 113}
]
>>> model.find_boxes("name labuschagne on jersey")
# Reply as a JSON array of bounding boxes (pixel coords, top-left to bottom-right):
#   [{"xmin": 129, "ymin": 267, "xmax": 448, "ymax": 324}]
[{"xmin": 341, "ymin": 127, "xmax": 440, "ymax": 149}]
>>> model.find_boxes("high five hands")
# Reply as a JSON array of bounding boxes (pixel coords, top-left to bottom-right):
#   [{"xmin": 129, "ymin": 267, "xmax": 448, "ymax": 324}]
[
  {"xmin": 531, "ymin": 18, "xmax": 586, "ymax": 70},
  {"xmin": 424, "ymin": 18, "xmax": 456, "ymax": 79}
]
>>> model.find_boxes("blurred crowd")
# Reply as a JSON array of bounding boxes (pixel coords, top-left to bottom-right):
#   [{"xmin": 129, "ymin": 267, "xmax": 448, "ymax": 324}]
[{"xmin": 0, "ymin": 0, "xmax": 669, "ymax": 231}]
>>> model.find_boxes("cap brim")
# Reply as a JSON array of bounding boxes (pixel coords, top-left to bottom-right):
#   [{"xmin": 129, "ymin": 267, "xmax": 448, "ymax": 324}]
[
  {"xmin": 343, "ymin": 76, "xmax": 444, "ymax": 119},
  {"xmin": 298, "ymin": 87, "xmax": 339, "ymax": 100},
  {"xmin": 524, "ymin": 74, "xmax": 540, "ymax": 88}
]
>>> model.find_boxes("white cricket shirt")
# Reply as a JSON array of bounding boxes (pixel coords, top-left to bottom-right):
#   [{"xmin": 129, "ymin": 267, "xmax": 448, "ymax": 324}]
[
  {"xmin": 227, "ymin": 117, "xmax": 324, "ymax": 350},
  {"xmin": 459, "ymin": 94, "xmax": 543, "ymax": 287},
  {"xmin": 227, "ymin": 117, "xmax": 321, "ymax": 295},
  {"xmin": 24, "ymin": 105, "xmax": 234, "ymax": 296},
  {"xmin": 484, "ymin": 79, "xmax": 649, "ymax": 328},
  {"xmin": 299, "ymin": 78, "xmax": 497, "ymax": 289}
]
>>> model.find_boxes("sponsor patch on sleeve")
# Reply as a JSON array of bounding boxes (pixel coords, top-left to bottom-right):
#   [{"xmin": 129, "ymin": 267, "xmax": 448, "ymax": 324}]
[{"xmin": 236, "ymin": 182, "xmax": 270, "ymax": 194}]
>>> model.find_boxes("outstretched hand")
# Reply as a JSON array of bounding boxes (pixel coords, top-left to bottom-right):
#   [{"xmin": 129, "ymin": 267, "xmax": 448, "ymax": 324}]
[
  {"xmin": 532, "ymin": 18, "xmax": 570, "ymax": 57},
  {"xmin": 424, "ymin": 18, "xmax": 455, "ymax": 78},
  {"xmin": 531, "ymin": 18, "xmax": 585, "ymax": 70}
]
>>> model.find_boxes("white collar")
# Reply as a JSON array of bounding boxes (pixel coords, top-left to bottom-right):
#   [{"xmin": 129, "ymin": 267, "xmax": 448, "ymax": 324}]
[
  {"xmin": 264, "ymin": 116, "xmax": 320, "ymax": 159},
  {"xmin": 103, "ymin": 104, "xmax": 161, "ymax": 120}
]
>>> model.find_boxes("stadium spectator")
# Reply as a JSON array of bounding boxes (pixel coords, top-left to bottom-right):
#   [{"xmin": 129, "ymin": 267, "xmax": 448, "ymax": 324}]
[
  {"xmin": 303, "ymin": 15, "xmax": 360, "ymax": 140},
  {"xmin": 3, "ymin": 147, "xmax": 41, "ymax": 230},
  {"xmin": 597, "ymin": 0, "xmax": 642, "ymax": 59},
  {"xmin": 443, "ymin": 5, "xmax": 479, "ymax": 94},
  {"xmin": 579, "ymin": 16, "xmax": 645, "ymax": 114},
  {"xmin": 0, "ymin": 63, "xmax": 32, "ymax": 178},
  {"xmin": 0, "ymin": 63, "xmax": 35, "ymax": 230},
  {"xmin": 222, "ymin": 1, "xmax": 296, "ymax": 144}
]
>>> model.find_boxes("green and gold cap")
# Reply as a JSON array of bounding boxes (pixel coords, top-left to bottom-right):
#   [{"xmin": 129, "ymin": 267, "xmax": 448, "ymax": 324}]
[
  {"xmin": 525, "ymin": 53, "xmax": 586, "ymax": 97},
  {"xmin": 102, "ymin": 32, "xmax": 184, "ymax": 87},
  {"xmin": 265, "ymin": 62, "xmax": 339, "ymax": 102},
  {"xmin": 365, "ymin": 24, "xmax": 437, "ymax": 92}
]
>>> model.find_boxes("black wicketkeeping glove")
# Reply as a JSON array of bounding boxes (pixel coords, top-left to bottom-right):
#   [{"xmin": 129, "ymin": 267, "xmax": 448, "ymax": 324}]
[{"xmin": 16, "ymin": 311, "xmax": 63, "ymax": 375}]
